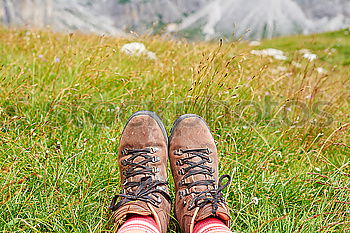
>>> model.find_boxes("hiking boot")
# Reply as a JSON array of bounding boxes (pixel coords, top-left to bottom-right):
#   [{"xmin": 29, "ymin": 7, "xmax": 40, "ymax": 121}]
[
  {"xmin": 109, "ymin": 111, "xmax": 171, "ymax": 233},
  {"xmin": 169, "ymin": 114, "xmax": 231, "ymax": 233}
]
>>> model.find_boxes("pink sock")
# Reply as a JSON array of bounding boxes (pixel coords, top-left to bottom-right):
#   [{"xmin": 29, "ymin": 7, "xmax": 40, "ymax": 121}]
[
  {"xmin": 193, "ymin": 217, "xmax": 232, "ymax": 233},
  {"xmin": 117, "ymin": 215, "xmax": 160, "ymax": 233}
]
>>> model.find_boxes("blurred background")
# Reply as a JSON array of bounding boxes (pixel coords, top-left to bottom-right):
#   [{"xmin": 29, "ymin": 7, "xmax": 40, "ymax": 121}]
[{"xmin": 1, "ymin": 0, "xmax": 350, "ymax": 40}]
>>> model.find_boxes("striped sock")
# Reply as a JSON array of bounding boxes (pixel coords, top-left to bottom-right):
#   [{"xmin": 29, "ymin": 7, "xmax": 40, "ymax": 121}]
[
  {"xmin": 193, "ymin": 217, "xmax": 232, "ymax": 233},
  {"xmin": 117, "ymin": 215, "xmax": 161, "ymax": 233}
]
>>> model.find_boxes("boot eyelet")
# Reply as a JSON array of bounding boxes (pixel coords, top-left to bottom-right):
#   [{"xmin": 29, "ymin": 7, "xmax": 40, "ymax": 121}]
[
  {"xmin": 179, "ymin": 180, "xmax": 185, "ymax": 186},
  {"xmin": 152, "ymin": 167, "xmax": 160, "ymax": 173},
  {"xmin": 121, "ymin": 148, "xmax": 129, "ymax": 155},
  {"xmin": 178, "ymin": 168, "xmax": 185, "ymax": 175},
  {"xmin": 152, "ymin": 156, "xmax": 160, "ymax": 163},
  {"xmin": 183, "ymin": 200, "xmax": 187, "ymax": 207},
  {"xmin": 121, "ymin": 159, "xmax": 128, "ymax": 166},
  {"xmin": 211, "ymin": 168, "xmax": 215, "ymax": 174},
  {"xmin": 179, "ymin": 189, "xmax": 189, "ymax": 198},
  {"xmin": 207, "ymin": 157, "xmax": 213, "ymax": 163},
  {"xmin": 174, "ymin": 149, "xmax": 183, "ymax": 155},
  {"xmin": 155, "ymin": 195, "xmax": 161, "ymax": 203},
  {"xmin": 176, "ymin": 160, "xmax": 184, "ymax": 166},
  {"xmin": 149, "ymin": 147, "xmax": 159, "ymax": 154}
]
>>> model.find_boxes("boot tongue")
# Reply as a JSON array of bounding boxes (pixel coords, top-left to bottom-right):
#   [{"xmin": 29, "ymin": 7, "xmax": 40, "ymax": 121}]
[
  {"xmin": 112, "ymin": 200, "xmax": 164, "ymax": 233},
  {"xmin": 186, "ymin": 156, "xmax": 212, "ymax": 192},
  {"xmin": 193, "ymin": 204, "xmax": 230, "ymax": 226},
  {"xmin": 113, "ymin": 200, "xmax": 152, "ymax": 219},
  {"xmin": 126, "ymin": 152, "xmax": 156, "ymax": 192}
]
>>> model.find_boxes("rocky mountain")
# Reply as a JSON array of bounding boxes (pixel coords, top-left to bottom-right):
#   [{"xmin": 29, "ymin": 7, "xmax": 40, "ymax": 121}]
[
  {"xmin": 0, "ymin": 0, "xmax": 125, "ymax": 36},
  {"xmin": 102, "ymin": 0, "xmax": 210, "ymax": 33},
  {"xmin": 0, "ymin": 0, "xmax": 349, "ymax": 40},
  {"xmin": 174, "ymin": 0, "xmax": 350, "ymax": 39}
]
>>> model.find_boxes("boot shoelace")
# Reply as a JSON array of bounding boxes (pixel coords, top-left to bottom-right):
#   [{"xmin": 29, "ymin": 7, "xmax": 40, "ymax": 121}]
[
  {"xmin": 109, "ymin": 148, "xmax": 171, "ymax": 211},
  {"xmin": 175, "ymin": 148, "xmax": 231, "ymax": 215}
]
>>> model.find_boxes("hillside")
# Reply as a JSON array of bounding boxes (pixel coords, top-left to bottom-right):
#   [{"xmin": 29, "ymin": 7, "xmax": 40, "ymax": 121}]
[{"xmin": 0, "ymin": 28, "xmax": 349, "ymax": 232}]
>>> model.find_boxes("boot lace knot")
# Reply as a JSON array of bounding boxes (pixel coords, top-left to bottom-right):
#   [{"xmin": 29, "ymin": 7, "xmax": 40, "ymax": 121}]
[
  {"xmin": 109, "ymin": 148, "xmax": 171, "ymax": 211},
  {"xmin": 176, "ymin": 148, "xmax": 231, "ymax": 215}
]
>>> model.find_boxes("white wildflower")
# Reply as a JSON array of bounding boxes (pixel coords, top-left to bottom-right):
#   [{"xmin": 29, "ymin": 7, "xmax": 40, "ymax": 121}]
[
  {"xmin": 303, "ymin": 53, "xmax": 317, "ymax": 61},
  {"xmin": 274, "ymin": 55, "xmax": 288, "ymax": 60},
  {"xmin": 251, "ymin": 48, "xmax": 287, "ymax": 60},
  {"xmin": 298, "ymin": 49, "xmax": 317, "ymax": 61},
  {"xmin": 299, "ymin": 49, "xmax": 317, "ymax": 61},
  {"xmin": 316, "ymin": 67, "xmax": 327, "ymax": 74},
  {"xmin": 232, "ymin": 167, "xmax": 237, "ymax": 174},
  {"xmin": 252, "ymin": 197, "xmax": 259, "ymax": 205},
  {"xmin": 249, "ymin": 41, "xmax": 261, "ymax": 46},
  {"xmin": 298, "ymin": 49, "xmax": 311, "ymax": 54}
]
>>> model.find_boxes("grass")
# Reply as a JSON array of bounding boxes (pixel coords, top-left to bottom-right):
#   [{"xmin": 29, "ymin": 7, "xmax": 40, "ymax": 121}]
[{"xmin": 0, "ymin": 27, "xmax": 349, "ymax": 232}]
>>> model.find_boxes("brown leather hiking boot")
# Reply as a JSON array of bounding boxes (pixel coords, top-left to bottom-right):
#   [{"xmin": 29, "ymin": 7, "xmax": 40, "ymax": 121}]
[
  {"xmin": 169, "ymin": 114, "xmax": 231, "ymax": 233},
  {"xmin": 109, "ymin": 111, "xmax": 171, "ymax": 233}
]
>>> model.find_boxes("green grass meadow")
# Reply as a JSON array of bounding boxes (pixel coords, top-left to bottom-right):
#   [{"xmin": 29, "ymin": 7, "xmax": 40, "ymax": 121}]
[{"xmin": 0, "ymin": 28, "xmax": 349, "ymax": 232}]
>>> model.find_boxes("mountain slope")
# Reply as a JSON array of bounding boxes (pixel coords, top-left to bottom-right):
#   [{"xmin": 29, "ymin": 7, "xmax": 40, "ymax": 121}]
[
  {"xmin": 103, "ymin": 0, "xmax": 210, "ymax": 32},
  {"xmin": 176, "ymin": 0, "xmax": 350, "ymax": 39}
]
